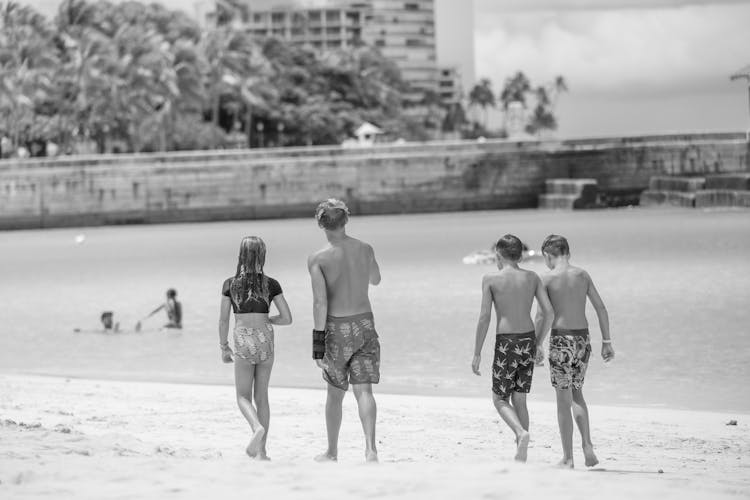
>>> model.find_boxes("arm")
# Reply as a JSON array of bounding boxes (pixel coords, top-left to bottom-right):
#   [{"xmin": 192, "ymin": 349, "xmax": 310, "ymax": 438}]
[
  {"xmin": 218, "ymin": 296, "xmax": 233, "ymax": 363},
  {"xmin": 308, "ymin": 255, "xmax": 328, "ymax": 366},
  {"xmin": 307, "ymin": 255, "xmax": 328, "ymax": 331},
  {"xmin": 533, "ymin": 276, "xmax": 555, "ymax": 363},
  {"xmin": 534, "ymin": 276, "xmax": 554, "ymax": 345},
  {"xmin": 145, "ymin": 304, "xmax": 165, "ymax": 319},
  {"xmin": 367, "ymin": 244, "xmax": 381, "ymax": 286},
  {"xmin": 472, "ymin": 276, "xmax": 493, "ymax": 376},
  {"xmin": 586, "ymin": 272, "xmax": 614, "ymax": 361},
  {"xmin": 269, "ymin": 294, "xmax": 293, "ymax": 325}
]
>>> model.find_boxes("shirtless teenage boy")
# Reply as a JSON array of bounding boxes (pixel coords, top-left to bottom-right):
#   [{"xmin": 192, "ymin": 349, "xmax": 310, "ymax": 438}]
[
  {"xmin": 472, "ymin": 234, "xmax": 554, "ymax": 462},
  {"xmin": 537, "ymin": 234, "xmax": 614, "ymax": 469},
  {"xmin": 308, "ymin": 199, "xmax": 382, "ymax": 463}
]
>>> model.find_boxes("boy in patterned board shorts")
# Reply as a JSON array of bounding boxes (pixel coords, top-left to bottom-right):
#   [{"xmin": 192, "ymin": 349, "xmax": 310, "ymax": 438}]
[
  {"xmin": 472, "ymin": 234, "xmax": 554, "ymax": 462},
  {"xmin": 536, "ymin": 235, "xmax": 615, "ymax": 469},
  {"xmin": 308, "ymin": 199, "xmax": 382, "ymax": 463}
]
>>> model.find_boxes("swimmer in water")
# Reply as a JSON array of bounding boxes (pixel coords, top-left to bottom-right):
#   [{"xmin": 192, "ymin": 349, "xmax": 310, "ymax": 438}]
[
  {"xmin": 138, "ymin": 289, "xmax": 182, "ymax": 331},
  {"xmin": 100, "ymin": 311, "xmax": 120, "ymax": 332}
]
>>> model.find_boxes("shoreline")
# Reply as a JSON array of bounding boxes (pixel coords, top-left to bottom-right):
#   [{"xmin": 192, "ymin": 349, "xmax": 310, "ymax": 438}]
[
  {"xmin": 4, "ymin": 369, "xmax": 749, "ymax": 416},
  {"xmin": 2, "ymin": 374, "xmax": 749, "ymax": 499}
]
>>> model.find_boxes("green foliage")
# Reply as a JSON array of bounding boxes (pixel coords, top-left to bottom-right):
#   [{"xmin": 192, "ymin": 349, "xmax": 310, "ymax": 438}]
[
  {"xmin": 0, "ymin": 0, "xmax": 431, "ymax": 155},
  {"xmin": 467, "ymin": 72, "xmax": 568, "ymax": 136}
]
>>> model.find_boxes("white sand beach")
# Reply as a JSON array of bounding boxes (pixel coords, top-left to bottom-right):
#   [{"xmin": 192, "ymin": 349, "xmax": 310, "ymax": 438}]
[{"xmin": 1, "ymin": 375, "xmax": 748, "ymax": 499}]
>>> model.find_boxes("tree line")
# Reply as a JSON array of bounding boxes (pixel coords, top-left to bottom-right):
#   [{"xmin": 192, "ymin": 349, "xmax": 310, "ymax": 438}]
[
  {"xmin": 0, "ymin": 0, "xmax": 568, "ymax": 156},
  {"xmin": 0, "ymin": 0, "xmax": 438, "ymax": 155}
]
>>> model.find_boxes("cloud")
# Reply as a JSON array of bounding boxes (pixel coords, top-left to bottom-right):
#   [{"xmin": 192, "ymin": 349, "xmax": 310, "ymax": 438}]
[
  {"xmin": 480, "ymin": 0, "xmax": 750, "ymax": 12},
  {"xmin": 475, "ymin": 2, "xmax": 750, "ymax": 96}
]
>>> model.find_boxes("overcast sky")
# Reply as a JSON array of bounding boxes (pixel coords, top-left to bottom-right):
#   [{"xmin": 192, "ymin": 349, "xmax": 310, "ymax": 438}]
[{"xmin": 19, "ymin": 0, "xmax": 750, "ymax": 137}]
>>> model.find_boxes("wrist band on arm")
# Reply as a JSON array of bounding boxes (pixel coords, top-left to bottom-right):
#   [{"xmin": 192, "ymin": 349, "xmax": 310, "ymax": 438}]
[
  {"xmin": 220, "ymin": 342, "xmax": 229, "ymax": 349},
  {"xmin": 602, "ymin": 339, "xmax": 612, "ymax": 344},
  {"xmin": 312, "ymin": 329, "xmax": 326, "ymax": 360}
]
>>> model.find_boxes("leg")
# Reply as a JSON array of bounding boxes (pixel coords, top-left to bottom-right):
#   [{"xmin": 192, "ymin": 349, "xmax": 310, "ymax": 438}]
[
  {"xmin": 352, "ymin": 383, "xmax": 378, "ymax": 462},
  {"xmin": 572, "ymin": 388, "xmax": 598, "ymax": 467},
  {"xmin": 555, "ymin": 387, "xmax": 575, "ymax": 468},
  {"xmin": 510, "ymin": 391, "xmax": 529, "ymax": 431},
  {"xmin": 315, "ymin": 384, "xmax": 345, "ymax": 462},
  {"xmin": 492, "ymin": 393, "xmax": 530, "ymax": 462},
  {"xmin": 234, "ymin": 358, "xmax": 265, "ymax": 458},
  {"xmin": 253, "ymin": 356, "xmax": 274, "ymax": 460}
]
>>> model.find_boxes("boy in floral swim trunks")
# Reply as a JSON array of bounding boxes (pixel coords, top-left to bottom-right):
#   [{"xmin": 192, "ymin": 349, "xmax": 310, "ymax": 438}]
[
  {"xmin": 308, "ymin": 199, "xmax": 382, "ymax": 463},
  {"xmin": 472, "ymin": 234, "xmax": 554, "ymax": 462},
  {"xmin": 537, "ymin": 235, "xmax": 615, "ymax": 468}
]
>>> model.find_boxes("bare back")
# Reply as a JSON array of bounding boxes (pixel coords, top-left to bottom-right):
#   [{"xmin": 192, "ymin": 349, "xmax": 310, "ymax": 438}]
[
  {"xmin": 487, "ymin": 267, "xmax": 539, "ymax": 334},
  {"xmin": 314, "ymin": 236, "xmax": 374, "ymax": 316},
  {"xmin": 543, "ymin": 265, "xmax": 590, "ymax": 329}
]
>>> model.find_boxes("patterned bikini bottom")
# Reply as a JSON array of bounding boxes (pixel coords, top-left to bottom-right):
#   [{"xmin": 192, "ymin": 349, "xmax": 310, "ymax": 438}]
[{"xmin": 233, "ymin": 323, "xmax": 274, "ymax": 364}]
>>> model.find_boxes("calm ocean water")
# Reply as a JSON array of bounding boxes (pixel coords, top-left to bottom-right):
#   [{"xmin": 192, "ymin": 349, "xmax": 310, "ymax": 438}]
[{"xmin": 1, "ymin": 208, "xmax": 749, "ymax": 412}]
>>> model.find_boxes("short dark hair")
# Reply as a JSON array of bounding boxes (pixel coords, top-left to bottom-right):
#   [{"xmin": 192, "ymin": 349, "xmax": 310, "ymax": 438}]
[
  {"xmin": 495, "ymin": 234, "xmax": 523, "ymax": 261},
  {"xmin": 100, "ymin": 311, "xmax": 113, "ymax": 321},
  {"xmin": 315, "ymin": 199, "xmax": 349, "ymax": 230},
  {"xmin": 166, "ymin": 288, "xmax": 177, "ymax": 298},
  {"xmin": 541, "ymin": 234, "xmax": 570, "ymax": 257}
]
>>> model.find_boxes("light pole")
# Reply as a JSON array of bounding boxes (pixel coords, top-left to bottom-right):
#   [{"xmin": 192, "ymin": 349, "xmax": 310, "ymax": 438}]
[{"xmin": 730, "ymin": 64, "xmax": 750, "ymax": 142}]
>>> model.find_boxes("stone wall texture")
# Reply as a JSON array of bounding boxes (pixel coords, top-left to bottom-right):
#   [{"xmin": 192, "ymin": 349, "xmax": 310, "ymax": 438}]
[{"xmin": 1, "ymin": 132, "xmax": 747, "ymax": 230}]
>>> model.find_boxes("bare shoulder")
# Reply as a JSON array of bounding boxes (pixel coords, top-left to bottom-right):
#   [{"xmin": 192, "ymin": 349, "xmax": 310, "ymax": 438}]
[
  {"xmin": 481, "ymin": 272, "xmax": 501, "ymax": 287},
  {"xmin": 569, "ymin": 265, "xmax": 591, "ymax": 282},
  {"xmin": 522, "ymin": 268, "xmax": 543, "ymax": 285},
  {"xmin": 307, "ymin": 246, "xmax": 331, "ymax": 268}
]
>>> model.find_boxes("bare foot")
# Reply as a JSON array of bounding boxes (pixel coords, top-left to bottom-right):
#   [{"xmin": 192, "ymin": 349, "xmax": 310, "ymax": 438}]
[
  {"xmin": 314, "ymin": 452, "xmax": 337, "ymax": 462},
  {"xmin": 245, "ymin": 427, "xmax": 265, "ymax": 458},
  {"xmin": 557, "ymin": 458, "xmax": 575, "ymax": 469},
  {"xmin": 256, "ymin": 453, "xmax": 271, "ymax": 461},
  {"xmin": 583, "ymin": 445, "xmax": 599, "ymax": 467},
  {"xmin": 365, "ymin": 450, "xmax": 379, "ymax": 463},
  {"xmin": 514, "ymin": 431, "xmax": 530, "ymax": 462}
]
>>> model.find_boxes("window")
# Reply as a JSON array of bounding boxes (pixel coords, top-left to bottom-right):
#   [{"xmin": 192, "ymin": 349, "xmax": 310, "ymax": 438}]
[
  {"xmin": 404, "ymin": 2, "xmax": 419, "ymax": 10},
  {"xmin": 253, "ymin": 13, "xmax": 264, "ymax": 23},
  {"xmin": 405, "ymin": 38, "xmax": 423, "ymax": 46},
  {"xmin": 271, "ymin": 12, "xmax": 285, "ymax": 23},
  {"xmin": 375, "ymin": 39, "xmax": 386, "ymax": 47}
]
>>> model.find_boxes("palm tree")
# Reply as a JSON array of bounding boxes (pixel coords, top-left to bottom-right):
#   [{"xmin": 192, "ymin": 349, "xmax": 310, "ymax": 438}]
[
  {"xmin": 499, "ymin": 71, "xmax": 531, "ymax": 110},
  {"xmin": 468, "ymin": 78, "xmax": 495, "ymax": 128}
]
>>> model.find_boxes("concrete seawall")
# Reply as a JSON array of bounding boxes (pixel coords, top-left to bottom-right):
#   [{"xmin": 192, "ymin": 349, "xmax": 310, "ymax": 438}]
[{"xmin": 1, "ymin": 133, "xmax": 747, "ymax": 230}]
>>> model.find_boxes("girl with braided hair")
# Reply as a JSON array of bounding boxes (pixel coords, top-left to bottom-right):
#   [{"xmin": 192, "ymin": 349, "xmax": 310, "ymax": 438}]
[{"xmin": 218, "ymin": 236, "xmax": 292, "ymax": 460}]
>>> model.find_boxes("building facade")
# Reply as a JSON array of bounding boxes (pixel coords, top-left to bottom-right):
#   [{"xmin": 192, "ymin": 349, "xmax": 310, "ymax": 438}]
[{"xmin": 239, "ymin": 0, "xmax": 440, "ymax": 103}]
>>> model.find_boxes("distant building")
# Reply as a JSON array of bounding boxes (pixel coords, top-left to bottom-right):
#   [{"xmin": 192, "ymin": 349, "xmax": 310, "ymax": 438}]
[
  {"xmin": 361, "ymin": 0, "xmax": 438, "ymax": 101},
  {"xmin": 231, "ymin": 0, "xmax": 440, "ymax": 104},
  {"xmin": 437, "ymin": 66, "xmax": 462, "ymax": 105},
  {"xmin": 434, "ymin": 0, "xmax": 474, "ymax": 103}
]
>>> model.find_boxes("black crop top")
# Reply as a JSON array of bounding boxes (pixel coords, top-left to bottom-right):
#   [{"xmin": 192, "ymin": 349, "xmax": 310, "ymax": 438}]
[{"xmin": 221, "ymin": 275, "xmax": 283, "ymax": 314}]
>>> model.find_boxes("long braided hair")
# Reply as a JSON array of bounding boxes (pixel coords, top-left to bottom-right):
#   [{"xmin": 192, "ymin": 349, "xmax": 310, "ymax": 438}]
[{"xmin": 230, "ymin": 236, "xmax": 270, "ymax": 307}]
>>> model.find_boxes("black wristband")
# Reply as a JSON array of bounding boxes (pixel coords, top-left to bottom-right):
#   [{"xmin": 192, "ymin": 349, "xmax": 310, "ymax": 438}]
[{"xmin": 313, "ymin": 329, "xmax": 326, "ymax": 360}]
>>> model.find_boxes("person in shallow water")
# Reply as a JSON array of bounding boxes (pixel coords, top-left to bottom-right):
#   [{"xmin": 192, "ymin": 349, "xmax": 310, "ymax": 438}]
[
  {"xmin": 308, "ymin": 198, "xmax": 382, "ymax": 463},
  {"xmin": 536, "ymin": 234, "xmax": 614, "ymax": 469},
  {"xmin": 218, "ymin": 236, "xmax": 292, "ymax": 460},
  {"xmin": 472, "ymin": 234, "xmax": 554, "ymax": 463},
  {"xmin": 138, "ymin": 289, "xmax": 182, "ymax": 330}
]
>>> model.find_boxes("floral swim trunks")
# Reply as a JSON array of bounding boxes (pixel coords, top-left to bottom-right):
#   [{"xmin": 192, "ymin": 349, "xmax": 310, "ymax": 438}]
[
  {"xmin": 548, "ymin": 328, "xmax": 591, "ymax": 390},
  {"xmin": 492, "ymin": 332, "xmax": 536, "ymax": 399},
  {"xmin": 233, "ymin": 323, "xmax": 274, "ymax": 364},
  {"xmin": 323, "ymin": 312, "xmax": 380, "ymax": 391}
]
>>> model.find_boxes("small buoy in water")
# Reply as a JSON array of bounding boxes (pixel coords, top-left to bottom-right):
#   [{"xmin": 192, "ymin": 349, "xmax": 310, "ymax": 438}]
[
  {"xmin": 74, "ymin": 234, "xmax": 86, "ymax": 244},
  {"xmin": 726, "ymin": 420, "xmax": 738, "ymax": 426},
  {"xmin": 658, "ymin": 469, "xmax": 664, "ymax": 474}
]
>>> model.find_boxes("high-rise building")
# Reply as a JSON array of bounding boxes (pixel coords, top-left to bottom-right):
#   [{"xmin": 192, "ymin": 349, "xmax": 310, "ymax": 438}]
[
  {"xmin": 237, "ymin": 0, "xmax": 439, "ymax": 104},
  {"xmin": 243, "ymin": 0, "xmax": 369, "ymax": 50},
  {"xmin": 434, "ymin": 0, "xmax": 474, "ymax": 101},
  {"xmin": 360, "ymin": 0, "xmax": 438, "ymax": 100}
]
